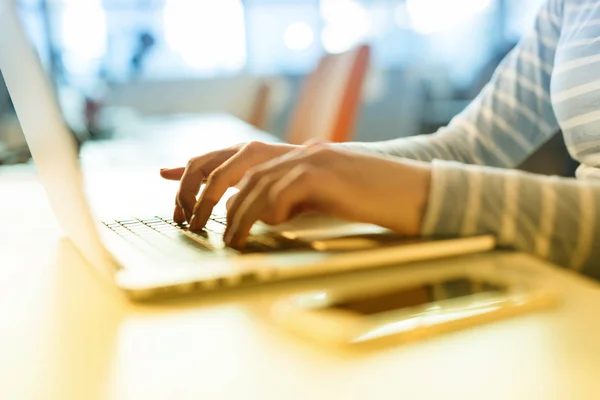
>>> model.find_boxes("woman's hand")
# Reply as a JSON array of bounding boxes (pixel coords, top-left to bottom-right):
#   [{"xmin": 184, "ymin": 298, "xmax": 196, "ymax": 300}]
[
  {"xmin": 223, "ymin": 145, "xmax": 432, "ymax": 248},
  {"xmin": 160, "ymin": 141, "xmax": 298, "ymax": 225}
]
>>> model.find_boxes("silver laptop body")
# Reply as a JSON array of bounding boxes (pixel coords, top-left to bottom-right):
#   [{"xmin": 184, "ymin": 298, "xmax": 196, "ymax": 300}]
[{"xmin": 0, "ymin": 0, "xmax": 495, "ymax": 300}]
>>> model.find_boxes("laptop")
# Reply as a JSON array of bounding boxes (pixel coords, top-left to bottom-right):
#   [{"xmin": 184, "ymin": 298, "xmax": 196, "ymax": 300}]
[{"xmin": 0, "ymin": 0, "xmax": 495, "ymax": 300}]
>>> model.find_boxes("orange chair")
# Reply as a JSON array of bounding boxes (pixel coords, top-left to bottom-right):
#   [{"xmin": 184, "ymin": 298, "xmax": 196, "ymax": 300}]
[{"xmin": 285, "ymin": 44, "xmax": 371, "ymax": 145}]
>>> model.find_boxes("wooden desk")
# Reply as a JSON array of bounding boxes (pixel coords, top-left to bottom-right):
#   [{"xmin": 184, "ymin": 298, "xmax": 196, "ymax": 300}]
[{"xmin": 1, "ymin": 115, "xmax": 600, "ymax": 400}]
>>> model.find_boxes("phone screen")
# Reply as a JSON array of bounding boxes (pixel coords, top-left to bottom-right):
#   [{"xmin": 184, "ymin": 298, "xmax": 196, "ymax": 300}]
[{"xmin": 330, "ymin": 277, "xmax": 508, "ymax": 316}]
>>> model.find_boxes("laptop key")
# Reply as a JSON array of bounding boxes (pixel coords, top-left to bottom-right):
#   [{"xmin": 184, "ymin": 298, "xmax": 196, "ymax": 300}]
[
  {"xmin": 128, "ymin": 225, "xmax": 152, "ymax": 232},
  {"xmin": 140, "ymin": 218, "xmax": 162, "ymax": 223},
  {"xmin": 205, "ymin": 220, "xmax": 226, "ymax": 234},
  {"xmin": 118, "ymin": 220, "xmax": 142, "ymax": 225},
  {"xmin": 238, "ymin": 239, "xmax": 276, "ymax": 253},
  {"xmin": 145, "ymin": 220, "xmax": 165, "ymax": 225}
]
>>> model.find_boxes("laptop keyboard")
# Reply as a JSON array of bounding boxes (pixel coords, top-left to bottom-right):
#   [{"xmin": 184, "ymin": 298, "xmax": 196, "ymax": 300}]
[{"xmin": 101, "ymin": 215, "xmax": 304, "ymax": 259}]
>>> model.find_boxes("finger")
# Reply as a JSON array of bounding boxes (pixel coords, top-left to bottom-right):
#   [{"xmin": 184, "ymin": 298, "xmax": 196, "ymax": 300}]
[
  {"xmin": 224, "ymin": 166, "xmax": 289, "ymax": 234},
  {"xmin": 226, "ymin": 166, "xmax": 320, "ymax": 247},
  {"xmin": 161, "ymin": 167, "xmax": 189, "ymax": 222},
  {"xmin": 290, "ymin": 203, "xmax": 317, "ymax": 217},
  {"xmin": 174, "ymin": 203, "xmax": 186, "ymax": 224},
  {"xmin": 225, "ymin": 145, "xmax": 313, "ymax": 211},
  {"xmin": 225, "ymin": 145, "xmax": 325, "ymax": 218},
  {"xmin": 160, "ymin": 167, "xmax": 185, "ymax": 180},
  {"xmin": 225, "ymin": 164, "xmax": 318, "ymax": 247},
  {"xmin": 189, "ymin": 142, "xmax": 272, "ymax": 230},
  {"xmin": 226, "ymin": 192, "xmax": 238, "ymax": 212},
  {"xmin": 224, "ymin": 175, "xmax": 275, "ymax": 247},
  {"xmin": 264, "ymin": 166, "xmax": 318, "ymax": 225},
  {"xmin": 222, "ymin": 149, "xmax": 322, "ymax": 237},
  {"xmin": 175, "ymin": 146, "xmax": 244, "ymax": 222},
  {"xmin": 177, "ymin": 161, "xmax": 206, "ymax": 222}
]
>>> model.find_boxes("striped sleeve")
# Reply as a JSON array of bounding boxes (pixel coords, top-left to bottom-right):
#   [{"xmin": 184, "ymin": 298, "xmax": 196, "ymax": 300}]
[
  {"xmin": 424, "ymin": 161, "xmax": 600, "ymax": 278},
  {"xmin": 342, "ymin": 0, "xmax": 562, "ymax": 167}
]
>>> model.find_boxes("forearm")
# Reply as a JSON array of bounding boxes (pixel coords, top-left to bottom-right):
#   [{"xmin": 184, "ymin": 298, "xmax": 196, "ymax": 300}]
[
  {"xmin": 423, "ymin": 161, "xmax": 600, "ymax": 277},
  {"xmin": 335, "ymin": 122, "xmax": 488, "ymax": 164},
  {"xmin": 334, "ymin": 136, "xmax": 436, "ymax": 161}
]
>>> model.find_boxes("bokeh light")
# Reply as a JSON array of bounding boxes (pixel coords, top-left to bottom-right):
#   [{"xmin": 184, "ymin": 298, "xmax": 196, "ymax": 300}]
[
  {"xmin": 283, "ymin": 22, "xmax": 315, "ymax": 51},
  {"xmin": 405, "ymin": 0, "xmax": 493, "ymax": 35},
  {"xmin": 164, "ymin": 0, "xmax": 246, "ymax": 72},
  {"xmin": 320, "ymin": 0, "xmax": 371, "ymax": 54}
]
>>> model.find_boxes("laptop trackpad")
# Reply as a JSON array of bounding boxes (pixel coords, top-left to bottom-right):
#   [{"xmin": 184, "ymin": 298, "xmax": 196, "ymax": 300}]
[{"xmin": 252, "ymin": 213, "xmax": 391, "ymax": 250}]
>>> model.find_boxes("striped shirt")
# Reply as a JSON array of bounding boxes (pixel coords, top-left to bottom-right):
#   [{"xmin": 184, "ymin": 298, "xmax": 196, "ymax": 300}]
[{"xmin": 347, "ymin": 0, "xmax": 600, "ymax": 277}]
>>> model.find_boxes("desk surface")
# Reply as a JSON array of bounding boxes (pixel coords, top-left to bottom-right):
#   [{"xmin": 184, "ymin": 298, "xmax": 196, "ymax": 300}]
[{"xmin": 1, "ymin": 114, "xmax": 600, "ymax": 400}]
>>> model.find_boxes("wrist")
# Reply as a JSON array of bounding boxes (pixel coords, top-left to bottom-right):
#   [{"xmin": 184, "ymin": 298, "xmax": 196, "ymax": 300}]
[
  {"xmin": 412, "ymin": 163, "xmax": 432, "ymax": 233},
  {"xmin": 395, "ymin": 160, "xmax": 432, "ymax": 235}
]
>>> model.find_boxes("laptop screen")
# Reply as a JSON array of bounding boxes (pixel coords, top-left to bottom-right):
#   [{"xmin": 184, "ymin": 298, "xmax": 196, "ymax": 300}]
[{"xmin": 0, "ymin": 0, "xmax": 117, "ymax": 279}]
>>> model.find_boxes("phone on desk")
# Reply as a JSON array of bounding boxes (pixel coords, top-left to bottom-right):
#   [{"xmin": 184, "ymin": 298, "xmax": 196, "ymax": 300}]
[{"xmin": 270, "ymin": 266, "xmax": 558, "ymax": 347}]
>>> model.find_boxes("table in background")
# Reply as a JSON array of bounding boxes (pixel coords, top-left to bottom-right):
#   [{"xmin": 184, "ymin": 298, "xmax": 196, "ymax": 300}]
[{"xmin": 1, "ymin": 114, "xmax": 600, "ymax": 400}]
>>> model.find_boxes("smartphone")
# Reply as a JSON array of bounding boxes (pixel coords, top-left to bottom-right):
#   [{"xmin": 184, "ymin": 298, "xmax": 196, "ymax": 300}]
[{"xmin": 270, "ymin": 267, "xmax": 558, "ymax": 347}]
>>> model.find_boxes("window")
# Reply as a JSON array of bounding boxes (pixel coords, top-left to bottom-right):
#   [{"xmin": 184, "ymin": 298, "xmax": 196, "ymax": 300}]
[
  {"xmin": 16, "ymin": 0, "xmax": 540, "ymax": 89},
  {"xmin": 163, "ymin": 0, "xmax": 246, "ymax": 75},
  {"xmin": 245, "ymin": 2, "xmax": 321, "ymax": 74},
  {"xmin": 58, "ymin": 0, "xmax": 106, "ymax": 85}
]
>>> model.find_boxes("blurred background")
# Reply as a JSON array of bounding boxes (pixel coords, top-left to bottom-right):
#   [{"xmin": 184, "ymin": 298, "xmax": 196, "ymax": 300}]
[{"xmin": 1, "ymin": 0, "xmax": 555, "ymax": 168}]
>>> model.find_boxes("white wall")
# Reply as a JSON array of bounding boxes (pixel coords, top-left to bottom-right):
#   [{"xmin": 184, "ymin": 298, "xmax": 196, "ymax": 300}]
[{"xmin": 102, "ymin": 75, "xmax": 291, "ymax": 129}]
